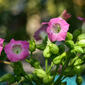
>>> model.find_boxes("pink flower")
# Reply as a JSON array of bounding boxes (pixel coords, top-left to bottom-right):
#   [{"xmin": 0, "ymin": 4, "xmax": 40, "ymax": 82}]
[
  {"xmin": 34, "ymin": 24, "xmax": 48, "ymax": 40},
  {"xmin": 61, "ymin": 10, "xmax": 71, "ymax": 20},
  {"xmin": 46, "ymin": 17, "xmax": 69, "ymax": 42},
  {"xmin": 77, "ymin": 17, "xmax": 85, "ymax": 22},
  {"xmin": 4, "ymin": 39, "xmax": 29, "ymax": 62},
  {"xmin": 0, "ymin": 38, "xmax": 4, "ymax": 55}
]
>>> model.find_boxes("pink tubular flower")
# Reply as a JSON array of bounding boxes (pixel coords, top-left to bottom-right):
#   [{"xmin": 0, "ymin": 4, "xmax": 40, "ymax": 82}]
[
  {"xmin": 61, "ymin": 10, "xmax": 71, "ymax": 20},
  {"xmin": 34, "ymin": 24, "xmax": 48, "ymax": 40},
  {"xmin": 0, "ymin": 38, "xmax": 4, "ymax": 55},
  {"xmin": 77, "ymin": 17, "xmax": 85, "ymax": 22},
  {"xmin": 4, "ymin": 39, "xmax": 29, "ymax": 62},
  {"xmin": 46, "ymin": 17, "xmax": 69, "ymax": 42}
]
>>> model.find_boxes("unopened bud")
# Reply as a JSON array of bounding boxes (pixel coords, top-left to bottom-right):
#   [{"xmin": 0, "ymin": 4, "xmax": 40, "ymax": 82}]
[
  {"xmin": 65, "ymin": 40, "xmax": 75, "ymax": 49},
  {"xmin": 66, "ymin": 32, "xmax": 73, "ymax": 40},
  {"xmin": 74, "ymin": 65, "xmax": 83, "ymax": 74},
  {"xmin": 77, "ymin": 39, "xmax": 85, "ymax": 47},
  {"xmin": 43, "ymin": 75, "xmax": 53, "ymax": 84},
  {"xmin": 71, "ymin": 46, "xmax": 83, "ymax": 54},
  {"xmin": 76, "ymin": 76, "xmax": 82, "ymax": 85},
  {"xmin": 43, "ymin": 46, "xmax": 51, "ymax": 58},
  {"xmin": 77, "ymin": 33, "xmax": 85, "ymax": 40},
  {"xmin": 34, "ymin": 69, "xmax": 46, "ymax": 78},
  {"xmin": 49, "ymin": 43, "xmax": 59, "ymax": 54},
  {"xmin": 53, "ymin": 52, "xmax": 66, "ymax": 64},
  {"xmin": 74, "ymin": 58, "xmax": 83, "ymax": 66}
]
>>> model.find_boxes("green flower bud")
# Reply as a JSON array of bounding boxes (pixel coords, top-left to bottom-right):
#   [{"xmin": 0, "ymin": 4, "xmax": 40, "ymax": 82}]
[
  {"xmin": 49, "ymin": 43, "xmax": 59, "ymax": 54},
  {"xmin": 74, "ymin": 58, "xmax": 83, "ymax": 66},
  {"xmin": 29, "ymin": 39, "xmax": 36, "ymax": 52},
  {"xmin": 77, "ymin": 33, "xmax": 85, "ymax": 40},
  {"xmin": 43, "ymin": 75, "xmax": 53, "ymax": 84},
  {"xmin": 66, "ymin": 32, "xmax": 73, "ymax": 40},
  {"xmin": 53, "ymin": 56, "xmax": 62, "ymax": 64},
  {"xmin": 71, "ymin": 46, "xmax": 83, "ymax": 54},
  {"xmin": 36, "ymin": 44, "xmax": 46, "ymax": 50},
  {"xmin": 65, "ymin": 40, "xmax": 75, "ymax": 49},
  {"xmin": 73, "ymin": 65, "xmax": 83, "ymax": 74},
  {"xmin": 77, "ymin": 39, "xmax": 85, "ymax": 47},
  {"xmin": 69, "ymin": 56, "xmax": 78, "ymax": 65},
  {"xmin": 53, "ymin": 52, "xmax": 66, "ymax": 64},
  {"xmin": 76, "ymin": 76, "xmax": 82, "ymax": 85},
  {"xmin": 26, "ymin": 58, "xmax": 40, "ymax": 68},
  {"xmin": 34, "ymin": 69, "xmax": 46, "ymax": 78},
  {"xmin": 0, "ymin": 73, "xmax": 14, "ymax": 82},
  {"xmin": 64, "ymin": 67, "xmax": 75, "ymax": 77},
  {"xmin": 43, "ymin": 46, "xmax": 51, "ymax": 58}
]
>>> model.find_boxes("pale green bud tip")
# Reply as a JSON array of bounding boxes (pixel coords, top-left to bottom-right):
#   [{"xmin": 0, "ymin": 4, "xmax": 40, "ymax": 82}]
[
  {"xmin": 34, "ymin": 69, "xmax": 46, "ymax": 78},
  {"xmin": 49, "ymin": 43, "xmax": 59, "ymax": 54},
  {"xmin": 77, "ymin": 33, "xmax": 85, "ymax": 40},
  {"xmin": 43, "ymin": 46, "xmax": 51, "ymax": 58},
  {"xmin": 77, "ymin": 39, "xmax": 85, "ymax": 47}
]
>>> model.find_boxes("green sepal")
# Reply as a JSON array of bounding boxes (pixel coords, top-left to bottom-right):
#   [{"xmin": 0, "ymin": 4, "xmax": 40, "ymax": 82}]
[
  {"xmin": 26, "ymin": 58, "xmax": 40, "ymax": 68},
  {"xmin": 29, "ymin": 39, "xmax": 36, "ymax": 52},
  {"xmin": 36, "ymin": 44, "xmax": 46, "ymax": 50}
]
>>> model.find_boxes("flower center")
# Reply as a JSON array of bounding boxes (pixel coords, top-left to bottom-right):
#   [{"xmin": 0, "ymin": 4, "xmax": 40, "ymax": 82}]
[
  {"xmin": 52, "ymin": 24, "xmax": 61, "ymax": 33},
  {"xmin": 12, "ymin": 45, "xmax": 22, "ymax": 54}
]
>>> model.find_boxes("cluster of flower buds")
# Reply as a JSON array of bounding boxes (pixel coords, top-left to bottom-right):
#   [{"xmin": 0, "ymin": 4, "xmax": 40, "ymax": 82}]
[{"xmin": 0, "ymin": 10, "xmax": 85, "ymax": 85}]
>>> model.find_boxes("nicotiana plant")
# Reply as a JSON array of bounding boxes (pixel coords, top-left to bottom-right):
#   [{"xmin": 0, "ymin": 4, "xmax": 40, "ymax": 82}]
[{"xmin": 0, "ymin": 10, "xmax": 85, "ymax": 85}]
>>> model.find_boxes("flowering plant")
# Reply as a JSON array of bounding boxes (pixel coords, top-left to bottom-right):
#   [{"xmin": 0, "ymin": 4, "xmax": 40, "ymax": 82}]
[{"xmin": 0, "ymin": 10, "xmax": 85, "ymax": 85}]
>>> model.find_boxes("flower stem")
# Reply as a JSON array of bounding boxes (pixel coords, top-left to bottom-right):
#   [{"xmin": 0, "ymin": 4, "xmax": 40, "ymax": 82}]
[
  {"xmin": 47, "ymin": 62, "xmax": 54, "ymax": 73},
  {"xmin": 30, "ymin": 52, "xmax": 33, "ymax": 57},
  {"xmin": 45, "ymin": 58, "xmax": 48, "ymax": 73}
]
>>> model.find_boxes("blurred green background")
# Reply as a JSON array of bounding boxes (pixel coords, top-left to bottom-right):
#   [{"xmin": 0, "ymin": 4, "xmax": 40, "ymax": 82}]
[{"xmin": 0, "ymin": 0, "xmax": 85, "ymax": 80}]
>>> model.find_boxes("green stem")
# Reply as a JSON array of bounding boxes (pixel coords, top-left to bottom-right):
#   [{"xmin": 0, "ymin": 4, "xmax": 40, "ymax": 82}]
[
  {"xmin": 30, "ymin": 52, "xmax": 33, "ymax": 57},
  {"xmin": 45, "ymin": 58, "xmax": 48, "ymax": 73},
  {"xmin": 47, "ymin": 62, "xmax": 54, "ymax": 73}
]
